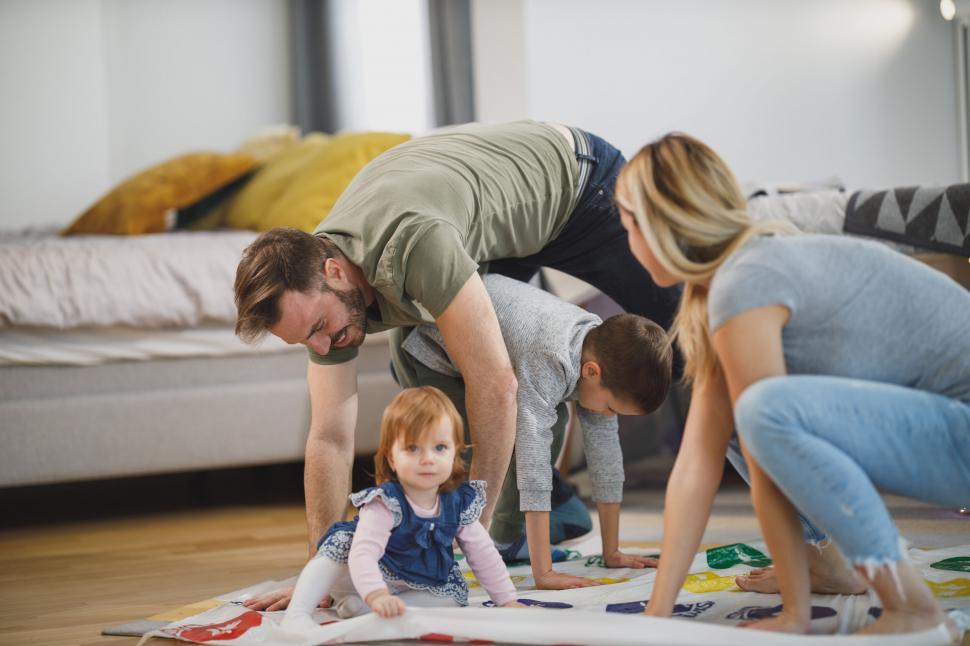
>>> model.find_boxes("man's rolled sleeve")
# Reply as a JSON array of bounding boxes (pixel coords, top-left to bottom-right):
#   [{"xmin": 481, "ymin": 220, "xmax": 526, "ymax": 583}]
[{"xmin": 308, "ymin": 346, "xmax": 359, "ymax": 365}]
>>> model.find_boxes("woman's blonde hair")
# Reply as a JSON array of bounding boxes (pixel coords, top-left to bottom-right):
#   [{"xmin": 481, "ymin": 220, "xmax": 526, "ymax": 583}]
[
  {"xmin": 374, "ymin": 386, "xmax": 468, "ymax": 492},
  {"xmin": 616, "ymin": 133, "xmax": 796, "ymax": 384}
]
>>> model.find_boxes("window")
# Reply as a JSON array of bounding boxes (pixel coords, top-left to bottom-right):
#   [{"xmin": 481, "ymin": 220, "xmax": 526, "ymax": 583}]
[{"xmin": 330, "ymin": 0, "xmax": 434, "ymax": 134}]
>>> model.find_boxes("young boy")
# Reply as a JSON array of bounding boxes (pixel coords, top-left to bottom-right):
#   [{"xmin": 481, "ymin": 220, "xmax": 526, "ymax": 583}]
[{"xmin": 399, "ymin": 273, "xmax": 672, "ymax": 590}]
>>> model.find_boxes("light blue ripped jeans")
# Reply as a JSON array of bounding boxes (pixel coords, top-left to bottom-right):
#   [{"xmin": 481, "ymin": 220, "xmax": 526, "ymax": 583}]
[
  {"xmin": 733, "ymin": 375, "xmax": 970, "ymax": 567},
  {"xmin": 726, "ymin": 436, "xmax": 829, "ymax": 545}
]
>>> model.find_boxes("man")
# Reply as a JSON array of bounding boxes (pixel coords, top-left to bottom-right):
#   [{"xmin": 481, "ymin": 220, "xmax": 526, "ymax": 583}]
[{"xmin": 234, "ymin": 121, "xmax": 680, "ymax": 609}]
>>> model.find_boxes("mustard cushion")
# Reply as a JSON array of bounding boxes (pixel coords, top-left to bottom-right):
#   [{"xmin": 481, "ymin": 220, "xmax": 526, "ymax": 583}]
[
  {"xmin": 224, "ymin": 131, "xmax": 410, "ymax": 232},
  {"xmin": 221, "ymin": 134, "xmax": 332, "ymax": 231},
  {"xmin": 62, "ymin": 152, "xmax": 258, "ymax": 236}
]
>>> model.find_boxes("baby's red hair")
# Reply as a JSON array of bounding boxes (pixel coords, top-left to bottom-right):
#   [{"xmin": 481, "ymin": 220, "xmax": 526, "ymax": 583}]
[{"xmin": 374, "ymin": 386, "xmax": 468, "ymax": 492}]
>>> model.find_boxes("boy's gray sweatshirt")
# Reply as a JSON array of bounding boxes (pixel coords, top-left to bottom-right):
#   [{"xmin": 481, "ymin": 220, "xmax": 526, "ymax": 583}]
[{"xmin": 401, "ymin": 273, "xmax": 624, "ymax": 512}]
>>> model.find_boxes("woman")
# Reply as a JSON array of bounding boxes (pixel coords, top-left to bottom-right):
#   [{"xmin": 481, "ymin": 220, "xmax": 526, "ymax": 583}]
[{"xmin": 616, "ymin": 132, "xmax": 969, "ymax": 641}]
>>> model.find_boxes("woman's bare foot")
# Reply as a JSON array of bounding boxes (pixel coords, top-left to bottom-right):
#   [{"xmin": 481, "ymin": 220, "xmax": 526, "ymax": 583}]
[
  {"xmin": 856, "ymin": 609, "xmax": 959, "ymax": 642},
  {"xmin": 736, "ymin": 542, "xmax": 867, "ymax": 595},
  {"xmin": 852, "ymin": 558, "xmax": 960, "ymax": 642}
]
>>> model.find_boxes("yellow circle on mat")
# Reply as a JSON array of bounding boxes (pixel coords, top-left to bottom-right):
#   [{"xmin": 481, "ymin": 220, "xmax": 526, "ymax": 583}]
[
  {"xmin": 682, "ymin": 571, "xmax": 738, "ymax": 593},
  {"xmin": 925, "ymin": 578, "xmax": 970, "ymax": 598}
]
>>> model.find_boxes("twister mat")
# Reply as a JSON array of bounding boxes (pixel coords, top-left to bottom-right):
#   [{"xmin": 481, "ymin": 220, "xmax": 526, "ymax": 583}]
[{"xmin": 138, "ymin": 537, "xmax": 970, "ymax": 645}]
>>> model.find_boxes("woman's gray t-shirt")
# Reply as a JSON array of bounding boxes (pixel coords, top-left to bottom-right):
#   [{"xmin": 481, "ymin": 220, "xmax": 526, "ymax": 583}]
[{"xmin": 708, "ymin": 234, "xmax": 970, "ymax": 403}]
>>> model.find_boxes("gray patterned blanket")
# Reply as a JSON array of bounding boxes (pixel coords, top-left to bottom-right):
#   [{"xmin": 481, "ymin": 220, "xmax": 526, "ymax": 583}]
[{"xmin": 843, "ymin": 184, "xmax": 970, "ymax": 255}]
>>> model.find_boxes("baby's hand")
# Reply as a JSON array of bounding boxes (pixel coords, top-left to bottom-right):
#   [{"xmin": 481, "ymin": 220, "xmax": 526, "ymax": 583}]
[
  {"xmin": 534, "ymin": 570, "xmax": 600, "ymax": 590},
  {"xmin": 501, "ymin": 600, "xmax": 528, "ymax": 608},
  {"xmin": 603, "ymin": 551, "xmax": 658, "ymax": 569},
  {"xmin": 365, "ymin": 590, "xmax": 406, "ymax": 618}
]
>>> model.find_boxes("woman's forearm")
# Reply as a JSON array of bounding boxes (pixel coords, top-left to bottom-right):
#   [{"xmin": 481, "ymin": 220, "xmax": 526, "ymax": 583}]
[
  {"xmin": 646, "ymin": 455, "xmax": 723, "ymax": 615},
  {"xmin": 646, "ymin": 373, "xmax": 734, "ymax": 616}
]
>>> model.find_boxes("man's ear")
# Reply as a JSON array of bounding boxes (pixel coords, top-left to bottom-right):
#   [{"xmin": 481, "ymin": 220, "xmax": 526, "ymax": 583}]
[
  {"xmin": 323, "ymin": 257, "xmax": 344, "ymax": 282},
  {"xmin": 581, "ymin": 360, "xmax": 602, "ymax": 380}
]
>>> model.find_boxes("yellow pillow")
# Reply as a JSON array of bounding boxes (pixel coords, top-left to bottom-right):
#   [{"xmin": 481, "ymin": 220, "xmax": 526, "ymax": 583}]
[
  {"xmin": 63, "ymin": 152, "xmax": 258, "ymax": 235},
  {"xmin": 224, "ymin": 131, "xmax": 410, "ymax": 232},
  {"xmin": 221, "ymin": 134, "xmax": 333, "ymax": 231}
]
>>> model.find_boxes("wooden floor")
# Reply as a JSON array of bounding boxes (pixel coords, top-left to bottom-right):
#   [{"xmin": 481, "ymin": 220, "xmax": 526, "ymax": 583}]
[
  {"xmin": 0, "ymin": 503, "xmax": 310, "ymax": 646},
  {"xmin": 1, "ymin": 475, "xmax": 968, "ymax": 646}
]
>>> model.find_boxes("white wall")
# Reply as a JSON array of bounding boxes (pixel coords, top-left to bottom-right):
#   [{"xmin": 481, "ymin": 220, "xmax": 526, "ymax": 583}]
[
  {"xmin": 473, "ymin": 0, "xmax": 962, "ymax": 189},
  {"xmin": 0, "ymin": 0, "xmax": 290, "ymax": 230},
  {"xmin": 0, "ymin": 1, "xmax": 112, "ymax": 231}
]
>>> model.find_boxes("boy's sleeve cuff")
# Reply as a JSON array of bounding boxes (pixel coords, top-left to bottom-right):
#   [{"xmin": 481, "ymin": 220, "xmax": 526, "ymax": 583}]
[
  {"xmin": 518, "ymin": 489, "xmax": 553, "ymax": 512},
  {"xmin": 591, "ymin": 481, "xmax": 624, "ymax": 504}
]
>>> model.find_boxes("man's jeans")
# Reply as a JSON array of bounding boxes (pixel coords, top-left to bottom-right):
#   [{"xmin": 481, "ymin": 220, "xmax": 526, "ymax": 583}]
[
  {"xmin": 734, "ymin": 375, "xmax": 970, "ymax": 565},
  {"xmin": 488, "ymin": 127, "xmax": 682, "ymax": 333}
]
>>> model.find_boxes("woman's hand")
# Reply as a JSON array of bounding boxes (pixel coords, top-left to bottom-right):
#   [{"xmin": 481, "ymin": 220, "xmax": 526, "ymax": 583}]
[
  {"xmin": 603, "ymin": 551, "xmax": 659, "ymax": 569},
  {"xmin": 365, "ymin": 590, "xmax": 406, "ymax": 618},
  {"xmin": 533, "ymin": 570, "xmax": 601, "ymax": 590}
]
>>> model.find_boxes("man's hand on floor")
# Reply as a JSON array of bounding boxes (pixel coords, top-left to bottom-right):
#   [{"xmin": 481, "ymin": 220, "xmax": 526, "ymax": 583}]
[{"xmin": 242, "ymin": 587, "xmax": 332, "ymax": 612}]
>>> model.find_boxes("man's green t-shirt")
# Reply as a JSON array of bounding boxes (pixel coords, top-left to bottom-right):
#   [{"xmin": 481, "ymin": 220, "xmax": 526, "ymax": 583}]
[{"xmin": 310, "ymin": 120, "xmax": 580, "ymax": 364}]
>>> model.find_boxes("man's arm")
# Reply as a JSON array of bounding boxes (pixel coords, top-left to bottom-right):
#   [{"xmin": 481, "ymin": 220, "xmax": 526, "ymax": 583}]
[
  {"xmin": 242, "ymin": 357, "xmax": 360, "ymax": 612},
  {"xmin": 435, "ymin": 272, "xmax": 518, "ymax": 527},
  {"xmin": 304, "ymin": 358, "xmax": 359, "ymax": 554}
]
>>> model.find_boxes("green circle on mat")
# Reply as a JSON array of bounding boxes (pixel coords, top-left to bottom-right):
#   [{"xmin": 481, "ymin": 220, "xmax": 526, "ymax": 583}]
[
  {"xmin": 706, "ymin": 543, "xmax": 773, "ymax": 569},
  {"xmin": 930, "ymin": 557, "xmax": 970, "ymax": 572}
]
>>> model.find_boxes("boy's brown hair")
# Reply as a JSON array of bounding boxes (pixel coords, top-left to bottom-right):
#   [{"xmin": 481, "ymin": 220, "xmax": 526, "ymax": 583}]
[
  {"xmin": 582, "ymin": 314, "xmax": 672, "ymax": 414},
  {"xmin": 374, "ymin": 386, "xmax": 468, "ymax": 493},
  {"xmin": 234, "ymin": 227, "xmax": 343, "ymax": 343}
]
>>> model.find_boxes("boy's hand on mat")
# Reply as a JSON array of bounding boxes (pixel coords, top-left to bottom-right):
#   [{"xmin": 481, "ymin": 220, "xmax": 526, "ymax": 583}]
[
  {"xmin": 242, "ymin": 587, "xmax": 332, "ymax": 612},
  {"xmin": 534, "ymin": 570, "xmax": 601, "ymax": 590},
  {"xmin": 502, "ymin": 601, "xmax": 528, "ymax": 608},
  {"xmin": 366, "ymin": 590, "xmax": 406, "ymax": 618},
  {"xmin": 604, "ymin": 551, "xmax": 659, "ymax": 569}
]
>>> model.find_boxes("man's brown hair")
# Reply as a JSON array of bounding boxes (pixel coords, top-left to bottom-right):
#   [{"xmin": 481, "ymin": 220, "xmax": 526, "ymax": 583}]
[
  {"xmin": 234, "ymin": 227, "xmax": 342, "ymax": 343},
  {"xmin": 582, "ymin": 314, "xmax": 673, "ymax": 414},
  {"xmin": 374, "ymin": 386, "xmax": 468, "ymax": 493}
]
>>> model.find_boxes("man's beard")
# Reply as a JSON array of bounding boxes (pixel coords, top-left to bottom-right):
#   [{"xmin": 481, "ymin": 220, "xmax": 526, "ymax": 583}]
[{"xmin": 326, "ymin": 284, "xmax": 368, "ymax": 348}]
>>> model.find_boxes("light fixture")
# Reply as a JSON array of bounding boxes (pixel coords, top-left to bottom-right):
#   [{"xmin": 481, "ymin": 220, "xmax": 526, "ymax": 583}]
[
  {"xmin": 941, "ymin": 0, "xmax": 970, "ymax": 21},
  {"xmin": 943, "ymin": 0, "xmax": 955, "ymax": 20},
  {"xmin": 947, "ymin": 0, "xmax": 970, "ymax": 181}
]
